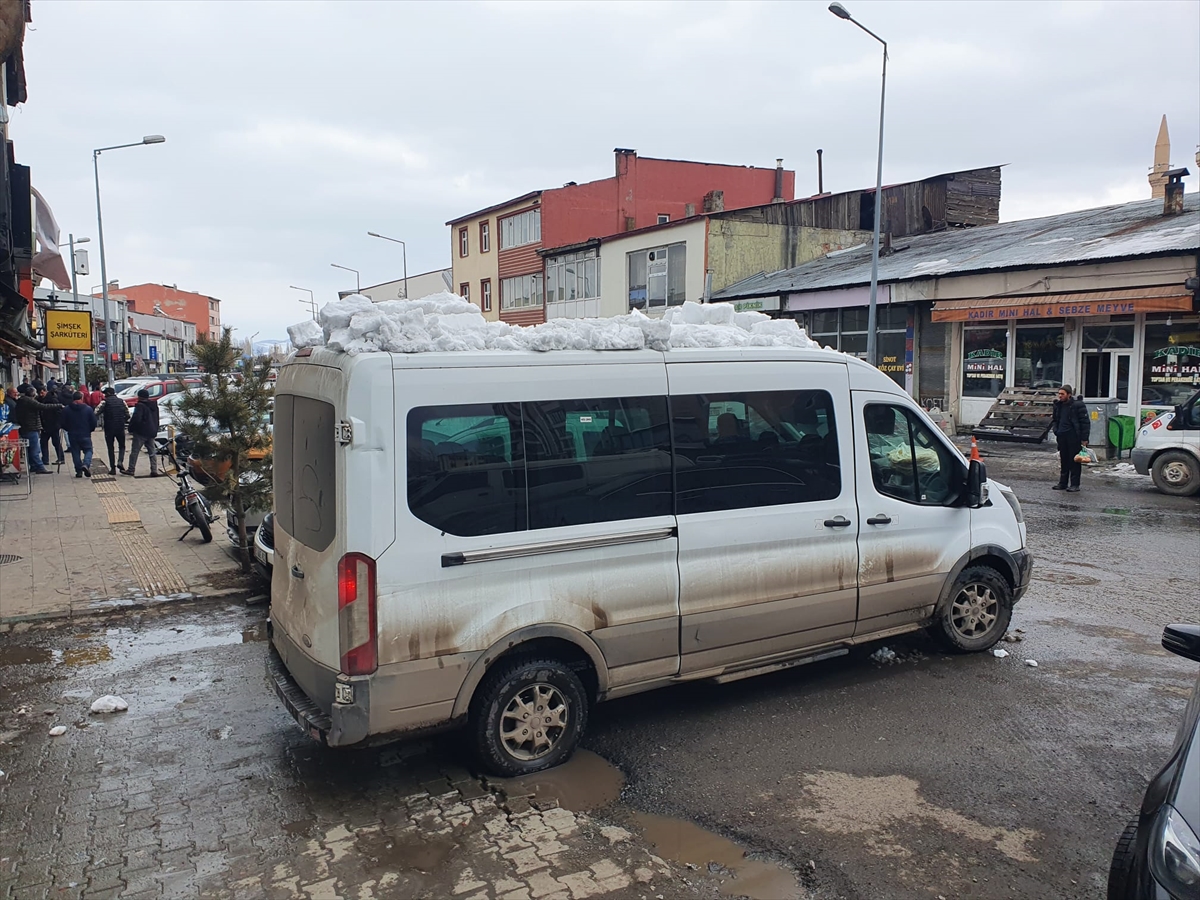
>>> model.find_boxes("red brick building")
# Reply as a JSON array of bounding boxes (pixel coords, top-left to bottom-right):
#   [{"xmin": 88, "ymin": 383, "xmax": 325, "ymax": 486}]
[
  {"xmin": 103, "ymin": 282, "xmax": 222, "ymax": 340},
  {"xmin": 448, "ymin": 149, "xmax": 795, "ymax": 326}
]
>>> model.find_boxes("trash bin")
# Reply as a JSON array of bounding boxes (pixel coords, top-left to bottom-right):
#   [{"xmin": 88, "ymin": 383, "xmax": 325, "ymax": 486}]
[
  {"xmin": 1108, "ymin": 415, "xmax": 1137, "ymax": 459},
  {"xmin": 1084, "ymin": 397, "xmax": 1120, "ymax": 460}
]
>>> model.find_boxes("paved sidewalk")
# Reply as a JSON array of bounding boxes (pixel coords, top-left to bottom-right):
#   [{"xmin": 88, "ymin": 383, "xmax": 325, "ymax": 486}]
[{"xmin": 0, "ymin": 455, "xmax": 252, "ymax": 623}]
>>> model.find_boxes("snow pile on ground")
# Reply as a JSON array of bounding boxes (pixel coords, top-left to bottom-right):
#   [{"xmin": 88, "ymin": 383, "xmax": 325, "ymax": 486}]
[
  {"xmin": 1104, "ymin": 462, "xmax": 1146, "ymax": 479},
  {"xmin": 288, "ymin": 293, "xmax": 825, "ymax": 355}
]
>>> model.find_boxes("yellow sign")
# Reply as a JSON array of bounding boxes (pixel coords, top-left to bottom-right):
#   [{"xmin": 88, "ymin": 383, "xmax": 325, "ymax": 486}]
[{"xmin": 44, "ymin": 310, "xmax": 93, "ymax": 350}]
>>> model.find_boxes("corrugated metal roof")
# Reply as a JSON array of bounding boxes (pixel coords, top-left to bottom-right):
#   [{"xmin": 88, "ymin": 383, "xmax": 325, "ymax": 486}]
[{"xmin": 712, "ymin": 193, "xmax": 1200, "ymax": 300}]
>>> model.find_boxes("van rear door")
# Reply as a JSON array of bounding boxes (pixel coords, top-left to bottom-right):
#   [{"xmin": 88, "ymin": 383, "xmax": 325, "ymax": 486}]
[{"xmin": 271, "ymin": 353, "xmax": 396, "ymax": 682}]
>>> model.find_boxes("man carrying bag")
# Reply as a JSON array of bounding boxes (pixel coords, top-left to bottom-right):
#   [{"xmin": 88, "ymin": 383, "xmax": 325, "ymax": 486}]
[{"xmin": 1050, "ymin": 384, "xmax": 1090, "ymax": 493}]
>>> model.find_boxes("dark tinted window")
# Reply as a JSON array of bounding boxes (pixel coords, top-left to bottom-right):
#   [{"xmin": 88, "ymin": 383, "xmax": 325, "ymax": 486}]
[
  {"xmin": 292, "ymin": 397, "xmax": 337, "ymax": 551},
  {"xmin": 407, "ymin": 404, "xmax": 525, "ymax": 536},
  {"xmin": 273, "ymin": 394, "xmax": 295, "ymax": 536},
  {"xmin": 864, "ymin": 404, "xmax": 960, "ymax": 506},
  {"xmin": 523, "ymin": 396, "xmax": 672, "ymax": 528},
  {"xmin": 672, "ymin": 390, "xmax": 841, "ymax": 515}
]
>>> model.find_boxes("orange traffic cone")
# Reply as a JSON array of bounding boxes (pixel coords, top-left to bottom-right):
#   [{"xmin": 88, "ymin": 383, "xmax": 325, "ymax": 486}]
[{"xmin": 970, "ymin": 436, "xmax": 982, "ymax": 462}]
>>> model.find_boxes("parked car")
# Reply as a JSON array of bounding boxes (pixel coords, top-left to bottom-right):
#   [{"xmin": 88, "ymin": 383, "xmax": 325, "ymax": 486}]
[
  {"xmin": 267, "ymin": 344, "xmax": 1029, "ymax": 776},
  {"xmin": 1108, "ymin": 624, "xmax": 1200, "ymax": 900},
  {"xmin": 115, "ymin": 375, "xmax": 205, "ymax": 407},
  {"xmin": 253, "ymin": 512, "xmax": 274, "ymax": 581},
  {"xmin": 1133, "ymin": 388, "xmax": 1200, "ymax": 497}
]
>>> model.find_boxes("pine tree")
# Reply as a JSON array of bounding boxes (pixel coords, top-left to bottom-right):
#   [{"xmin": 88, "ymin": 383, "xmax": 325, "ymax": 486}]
[{"xmin": 174, "ymin": 327, "xmax": 273, "ymax": 573}]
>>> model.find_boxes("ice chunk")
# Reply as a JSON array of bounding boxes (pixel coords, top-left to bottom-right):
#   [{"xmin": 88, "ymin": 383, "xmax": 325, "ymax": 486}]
[
  {"xmin": 750, "ymin": 318, "xmax": 820, "ymax": 348},
  {"xmin": 318, "ymin": 294, "xmax": 375, "ymax": 332},
  {"xmin": 679, "ymin": 301, "xmax": 708, "ymax": 325},
  {"xmin": 1024, "ymin": 659, "xmax": 1039, "ymax": 668},
  {"xmin": 870, "ymin": 646, "xmax": 896, "ymax": 663},
  {"xmin": 287, "ymin": 319, "xmax": 324, "ymax": 350},
  {"xmin": 324, "ymin": 327, "xmax": 354, "ymax": 352},
  {"xmin": 49, "ymin": 725, "xmax": 67, "ymax": 736},
  {"xmin": 89, "ymin": 695, "xmax": 128, "ymax": 714},
  {"xmin": 704, "ymin": 302, "xmax": 735, "ymax": 326},
  {"xmin": 991, "ymin": 648, "xmax": 1009, "ymax": 658},
  {"xmin": 732, "ymin": 310, "xmax": 770, "ymax": 330}
]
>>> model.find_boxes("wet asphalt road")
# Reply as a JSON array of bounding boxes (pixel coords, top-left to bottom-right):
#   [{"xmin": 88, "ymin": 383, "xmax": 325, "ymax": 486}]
[
  {"xmin": 586, "ymin": 445, "xmax": 1200, "ymax": 899},
  {"xmin": 1, "ymin": 444, "xmax": 1197, "ymax": 900}
]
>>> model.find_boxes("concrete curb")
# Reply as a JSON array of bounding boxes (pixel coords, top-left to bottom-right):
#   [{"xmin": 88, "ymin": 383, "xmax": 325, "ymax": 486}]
[{"xmin": 0, "ymin": 584, "xmax": 264, "ymax": 627}]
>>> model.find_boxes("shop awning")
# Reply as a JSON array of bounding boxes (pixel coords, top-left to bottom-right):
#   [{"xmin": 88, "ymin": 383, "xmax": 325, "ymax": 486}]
[{"xmin": 930, "ymin": 286, "xmax": 1194, "ymax": 323}]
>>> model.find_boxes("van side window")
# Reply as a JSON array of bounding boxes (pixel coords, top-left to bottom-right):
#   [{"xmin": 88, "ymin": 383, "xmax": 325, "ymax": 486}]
[
  {"xmin": 407, "ymin": 404, "xmax": 526, "ymax": 536},
  {"xmin": 864, "ymin": 404, "xmax": 959, "ymax": 506},
  {"xmin": 523, "ymin": 397, "xmax": 672, "ymax": 528},
  {"xmin": 672, "ymin": 390, "xmax": 840, "ymax": 515}
]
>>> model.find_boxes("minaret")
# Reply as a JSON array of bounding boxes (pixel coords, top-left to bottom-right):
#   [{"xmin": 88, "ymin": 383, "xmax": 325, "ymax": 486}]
[{"xmin": 1149, "ymin": 115, "xmax": 1170, "ymax": 199}]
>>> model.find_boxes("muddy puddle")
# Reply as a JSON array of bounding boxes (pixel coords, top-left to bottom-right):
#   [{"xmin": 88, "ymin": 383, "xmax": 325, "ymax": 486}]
[
  {"xmin": 0, "ymin": 646, "xmax": 53, "ymax": 666},
  {"xmin": 633, "ymin": 811, "xmax": 800, "ymax": 900},
  {"xmin": 62, "ymin": 645, "xmax": 113, "ymax": 666},
  {"xmin": 491, "ymin": 749, "xmax": 626, "ymax": 812},
  {"xmin": 357, "ymin": 829, "xmax": 458, "ymax": 874}
]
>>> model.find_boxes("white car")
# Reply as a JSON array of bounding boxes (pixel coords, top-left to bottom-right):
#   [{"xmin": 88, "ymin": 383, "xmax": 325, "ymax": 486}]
[{"xmin": 1132, "ymin": 388, "xmax": 1200, "ymax": 496}]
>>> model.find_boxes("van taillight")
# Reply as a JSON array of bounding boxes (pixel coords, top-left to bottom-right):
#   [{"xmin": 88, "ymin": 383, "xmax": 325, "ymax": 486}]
[{"xmin": 337, "ymin": 553, "xmax": 377, "ymax": 676}]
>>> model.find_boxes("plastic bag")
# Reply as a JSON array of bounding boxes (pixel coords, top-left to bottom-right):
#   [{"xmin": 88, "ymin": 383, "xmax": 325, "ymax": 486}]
[{"xmin": 1074, "ymin": 447, "xmax": 1098, "ymax": 465}]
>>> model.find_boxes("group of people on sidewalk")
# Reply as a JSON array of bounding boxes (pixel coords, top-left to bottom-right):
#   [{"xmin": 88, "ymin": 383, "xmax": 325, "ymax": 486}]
[{"xmin": 1, "ymin": 378, "xmax": 161, "ymax": 479}]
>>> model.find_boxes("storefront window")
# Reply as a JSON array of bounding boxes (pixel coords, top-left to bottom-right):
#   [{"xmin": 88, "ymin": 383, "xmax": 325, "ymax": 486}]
[
  {"xmin": 1014, "ymin": 327, "xmax": 1063, "ymax": 389},
  {"xmin": 962, "ymin": 327, "xmax": 1007, "ymax": 398},
  {"xmin": 806, "ymin": 306, "xmax": 908, "ymax": 386},
  {"xmin": 1142, "ymin": 315, "xmax": 1200, "ymax": 408}
]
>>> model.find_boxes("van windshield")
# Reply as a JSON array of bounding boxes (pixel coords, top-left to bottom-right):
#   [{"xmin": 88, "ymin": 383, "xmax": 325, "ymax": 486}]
[{"xmin": 273, "ymin": 394, "xmax": 336, "ymax": 551}]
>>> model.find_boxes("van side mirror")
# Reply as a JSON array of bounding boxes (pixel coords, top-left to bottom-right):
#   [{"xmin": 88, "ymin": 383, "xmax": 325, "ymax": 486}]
[
  {"xmin": 1162, "ymin": 624, "xmax": 1200, "ymax": 663},
  {"xmin": 964, "ymin": 459, "xmax": 987, "ymax": 508}
]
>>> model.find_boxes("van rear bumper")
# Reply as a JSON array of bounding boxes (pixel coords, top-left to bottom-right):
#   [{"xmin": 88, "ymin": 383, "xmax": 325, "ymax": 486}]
[{"xmin": 267, "ymin": 624, "xmax": 371, "ymax": 747}]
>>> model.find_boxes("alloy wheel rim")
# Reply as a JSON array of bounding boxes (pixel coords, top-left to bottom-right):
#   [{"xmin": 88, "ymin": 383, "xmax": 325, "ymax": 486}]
[
  {"xmin": 500, "ymin": 682, "xmax": 568, "ymax": 761},
  {"xmin": 951, "ymin": 584, "xmax": 999, "ymax": 639}
]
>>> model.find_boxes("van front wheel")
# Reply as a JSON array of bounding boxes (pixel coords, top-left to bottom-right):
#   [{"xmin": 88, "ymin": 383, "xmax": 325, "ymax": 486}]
[
  {"xmin": 932, "ymin": 565, "xmax": 1012, "ymax": 653},
  {"xmin": 471, "ymin": 657, "xmax": 588, "ymax": 777}
]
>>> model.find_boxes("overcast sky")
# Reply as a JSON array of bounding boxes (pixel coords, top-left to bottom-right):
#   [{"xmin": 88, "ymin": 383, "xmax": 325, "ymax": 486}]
[{"xmin": 13, "ymin": 0, "xmax": 1200, "ymax": 342}]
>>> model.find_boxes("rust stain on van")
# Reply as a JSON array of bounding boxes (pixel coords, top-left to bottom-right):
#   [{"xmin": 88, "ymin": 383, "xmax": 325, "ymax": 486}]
[
  {"xmin": 407, "ymin": 631, "xmax": 421, "ymax": 661},
  {"xmin": 885, "ymin": 550, "xmax": 895, "ymax": 584},
  {"xmin": 591, "ymin": 602, "xmax": 609, "ymax": 630}
]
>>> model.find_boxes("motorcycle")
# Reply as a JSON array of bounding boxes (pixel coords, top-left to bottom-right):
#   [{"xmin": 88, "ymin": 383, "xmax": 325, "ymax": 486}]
[{"xmin": 162, "ymin": 446, "xmax": 217, "ymax": 543}]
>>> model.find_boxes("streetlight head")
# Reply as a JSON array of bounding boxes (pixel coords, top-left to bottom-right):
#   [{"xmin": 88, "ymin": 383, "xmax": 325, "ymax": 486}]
[
  {"xmin": 367, "ymin": 231, "xmax": 381, "ymax": 238},
  {"xmin": 829, "ymin": 2, "xmax": 852, "ymax": 19},
  {"xmin": 142, "ymin": 135, "xmax": 166, "ymax": 144},
  {"xmin": 76, "ymin": 237, "xmax": 91, "ymax": 243}
]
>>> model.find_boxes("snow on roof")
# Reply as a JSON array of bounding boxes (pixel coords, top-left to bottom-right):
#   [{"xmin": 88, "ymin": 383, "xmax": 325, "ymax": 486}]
[{"xmin": 287, "ymin": 293, "xmax": 830, "ymax": 357}]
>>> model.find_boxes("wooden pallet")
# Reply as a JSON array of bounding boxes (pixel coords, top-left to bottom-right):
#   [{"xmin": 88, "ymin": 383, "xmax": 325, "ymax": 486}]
[{"xmin": 972, "ymin": 387, "xmax": 1058, "ymax": 443}]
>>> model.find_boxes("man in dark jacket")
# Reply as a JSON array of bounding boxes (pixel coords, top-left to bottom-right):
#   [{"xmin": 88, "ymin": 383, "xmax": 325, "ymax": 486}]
[
  {"xmin": 12, "ymin": 384, "xmax": 62, "ymax": 474},
  {"xmin": 1050, "ymin": 384, "xmax": 1090, "ymax": 492},
  {"xmin": 126, "ymin": 389, "xmax": 160, "ymax": 477},
  {"xmin": 62, "ymin": 391, "xmax": 98, "ymax": 478},
  {"xmin": 98, "ymin": 386, "xmax": 131, "ymax": 473},
  {"xmin": 37, "ymin": 386, "xmax": 66, "ymax": 467}
]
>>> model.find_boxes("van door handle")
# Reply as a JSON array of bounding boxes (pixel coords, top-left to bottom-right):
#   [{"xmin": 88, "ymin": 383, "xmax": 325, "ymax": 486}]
[
  {"xmin": 290, "ymin": 565, "xmax": 304, "ymax": 580},
  {"xmin": 823, "ymin": 516, "xmax": 852, "ymax": 528},
  {"xmin": 866, "ymin": 515, "xmax": 893, "ymax": 525}
]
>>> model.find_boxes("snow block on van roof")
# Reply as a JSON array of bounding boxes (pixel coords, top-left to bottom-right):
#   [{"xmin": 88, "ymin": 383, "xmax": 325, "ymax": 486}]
[{"xmin": 288, "ymin": 293, "xmax": 829, "ymax": 356}]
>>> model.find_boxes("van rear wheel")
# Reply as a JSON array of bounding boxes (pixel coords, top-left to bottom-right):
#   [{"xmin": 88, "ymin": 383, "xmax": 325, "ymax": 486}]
[
  {"xmin": 932, "ymin": 565, "xmax": 1012, "ymax": 653},
  {"xmin": 471, "ymin": 657, "xmax": 588, "ymax": 778}
]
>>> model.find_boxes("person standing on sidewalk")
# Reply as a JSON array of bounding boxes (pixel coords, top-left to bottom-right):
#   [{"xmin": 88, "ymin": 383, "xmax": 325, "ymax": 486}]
[
  {"xmin": 62, "ymin": 391, "xmax": 97, "ymax": 478},
  {"xmin": 86, "ymin": 381, "xmax": 105, "ymax": 410},
  {"xmin": 36, "ymin": 385, "xmax": 66, "ymax": 467},
  {"xmin": 12, "ymin": 384, "xmax": 61, "ymax": 474},
  {"xmin": 1050, "ymin": 384, "xmax": 1090, "ymax": 493},
  {"xmin": 126, "ymin": 389, "xmax": 160, "ymax": 477},
  {"xmin": 98, "ymin": 386, "xmax": 130, "ymax": 474}
]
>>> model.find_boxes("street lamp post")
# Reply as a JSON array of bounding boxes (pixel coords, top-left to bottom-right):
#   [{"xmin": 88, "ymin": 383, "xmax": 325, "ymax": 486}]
[
  {"xmin": 829, "ymin": 2, "xmax": 886, "ymax": 368},
  {"xmin": 93, "ymin": 134, "xmax": 166, "ymax": 385},
  {"xmin": 64, "ymin": 235, "xmax": 90, "ymax": 387},
  {"xmin": 330, "ymin": 263, "xmax": 360, "ymax": 293},
  {"xmin": 367, "ymin": 231, "xmax": 408, "ymax": 299},
  {"xmin": 290, "ymin": 285, "xmax": 317, "ymax": 320}
]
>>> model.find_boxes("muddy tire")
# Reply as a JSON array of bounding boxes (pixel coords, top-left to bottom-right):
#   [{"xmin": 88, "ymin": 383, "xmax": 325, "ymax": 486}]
[
  {"xmin": 931, "ymin": 565, "xmax": 1012, "ymax": 654},
  {"xmin": 1106, "ymin": 818, "xmax": 1139, "ymax": 900},
  {"xmin": 1151, "ymin": 450, "xmax": 1200, "ymax": 497},
  {"xmin": 471, "ymin": 657, "xmax": 588, "ymax": 778},
  {"xmin": 189, "ymin": 501, "xmax": 213, "ymax": 543}
]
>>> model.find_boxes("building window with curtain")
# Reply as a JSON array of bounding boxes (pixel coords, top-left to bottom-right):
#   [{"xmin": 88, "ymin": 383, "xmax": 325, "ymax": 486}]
[
  {"xmin": 481, "ymin": 279, "xmax": 492, "ymax": 312},
  {"xmin": 627, "ymin": 243, "xmax": 686, "ymax": 309},
  {"xmin": 500, "ymin": 209, "xmax": 541, "ymax": 249},
  {"xmin": 501, "ymin": 273, "xmax": 543, "ymax": 310},
  {"xmin": 546, "ymin": 250, "xmax": 600, "ymax": 305},
  {"xmin": 479, "ymin": 221, "xmax": 490, "ymax": 253},
  {"xmin": 459, "ymin": 228, "xmax": 469, "ymax": 257},
  {"xmin": 962, "ymin": 327, "xmax": 1008, "ymax": 398}
]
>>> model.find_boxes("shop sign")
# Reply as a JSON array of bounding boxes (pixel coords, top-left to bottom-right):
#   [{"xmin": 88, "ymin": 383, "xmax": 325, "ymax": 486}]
[
  {"xmin": 43, "ymin": 310, "xmax": 92, "ymax": 350},
  {"xmin": 1147, "ymin": 345, "xmax": 1200, "ymax": 383},
  {"xmin": 964, "ymin": 348, "xmax": 1006, "ymax": 377},
  {"xmin": 932, "ymin": 293, "xmax": 1193, "ymax": 323},
  {"xmin": 879, "ymin": 354, "xmax": 906, "ymax": 376},
  {"xmin": 732, "ymin": 297, "xmax": 781, "ymax": 313}
]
